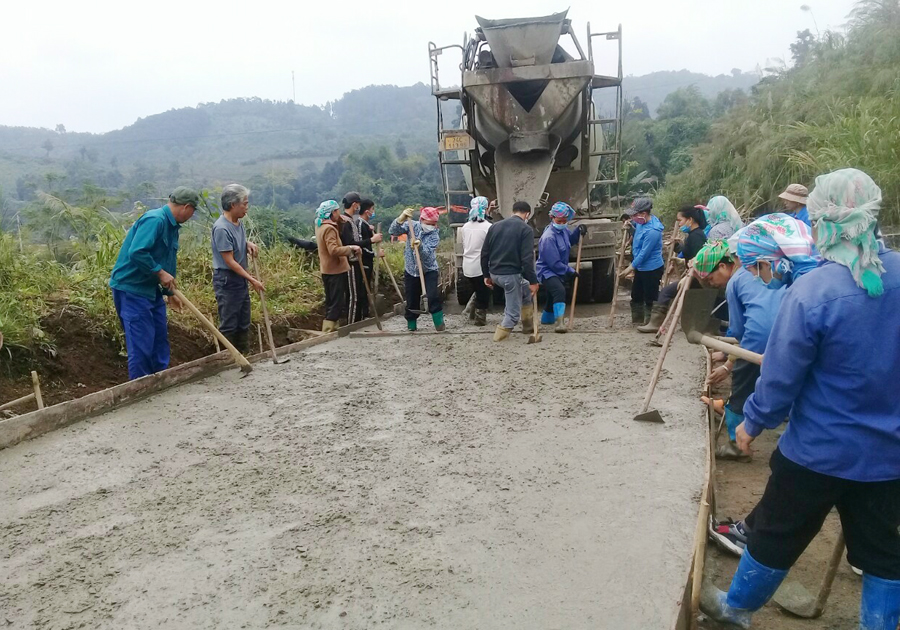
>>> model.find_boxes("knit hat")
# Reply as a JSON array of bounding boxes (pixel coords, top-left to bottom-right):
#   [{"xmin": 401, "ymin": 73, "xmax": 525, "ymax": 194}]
[
  {"xmin": 778, "ymin": 184, "xmax": 808, "ymax": 205},
  {"xmin": 419, "ymin": 206, "xmax": 440, "ymax": 223}
]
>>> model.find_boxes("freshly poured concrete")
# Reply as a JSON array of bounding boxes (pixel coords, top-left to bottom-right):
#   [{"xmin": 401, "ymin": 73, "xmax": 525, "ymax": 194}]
[{"xmin": 0, "ymin": 309, "xmax": 706, "ymax": 629}]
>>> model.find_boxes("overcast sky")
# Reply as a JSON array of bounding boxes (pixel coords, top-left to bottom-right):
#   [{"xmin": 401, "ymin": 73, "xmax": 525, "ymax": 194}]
[{"xmin": 2, "ymin": 0, "xmax": 856, "ymax": 134}]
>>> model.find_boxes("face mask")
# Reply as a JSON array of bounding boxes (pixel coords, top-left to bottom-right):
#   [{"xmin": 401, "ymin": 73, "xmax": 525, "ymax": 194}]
[
  {"xmin": 551, "ymin": 222, "xmax": 568, "ymax": 231},
  {"xmin": 680, "ymin": 225, "xmax": 691, "ymax": 233},
  {"xmin": 421, "ymin": 224, "xmax": 437, "ymax": 233},
  {"xmin": 754, "ymin": 263, "xmax": 786, "ymax": 290},
  {"xmin": 632, "ymin": 216, "xmax": 648, "ymax": 225}
]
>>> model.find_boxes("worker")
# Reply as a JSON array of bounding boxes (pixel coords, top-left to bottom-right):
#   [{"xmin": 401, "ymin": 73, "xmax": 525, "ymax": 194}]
[
  {"xmin": 315, "ymin": 200, "xmax": 361, "ymax": 333},
  {"xmin": 339, "ymin": 192, "xmax": 364, "ymax": 324},
  {"xmin": 705, "ymin": 195, "xmax": 744, "ymax": 240},
  {"xmin": 536, "ymin": 202, "xmax": 585, "ymax": 332},
  {"xmin": 481, "ymin": 201, "xmax": 538, "ymax": 341},
  {"xmin": 693, "ymin": 239, "xmax": 788, "ymax": 461},
  {"xmin": 777, "ymin": 183, "xmax": 811, "ymax": 226},
  {"xmin": 638, "ymin": 205, "xmax": 708, "ymax": 333},
  {"xmin": 619, "ymin": 197, "xmax": 664, "ymax": 326},
  {"xmin": 109, "ymin": 187, "xmax": 199, "ymax": 380},
  {"xmin": 460, "ymin": 196, "xmax": 493, "ymax": 327},
  {"xmin": 701, "ymin": 169, "xmax": 900, "ymax": 630},
  {"xmin": 389, "ymin": 206, "xmax": 444, "ymax": 331},
  {"xmin": 349, "ymin": 198, "xmax": 382, "ymax": 321},
  {"xmin": 211, "ymin": 184, "xmax": 263, "ymax": 354}
]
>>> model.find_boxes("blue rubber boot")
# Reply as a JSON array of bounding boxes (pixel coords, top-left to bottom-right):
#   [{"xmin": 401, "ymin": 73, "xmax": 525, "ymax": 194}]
[
  {"xmin": 700, "ymin": 549, "xmax": 788, "ymax": 629},
  {"xmin": 553, "ymin": 302, "xmax": 568, "ymax": 333},
  {"xmin": 860, "ymin": 574, "xmax": 900, "ymax": 630},
  {"xmin": 541, "ymin": 309, "xmax": 555, "ymax": 325}
]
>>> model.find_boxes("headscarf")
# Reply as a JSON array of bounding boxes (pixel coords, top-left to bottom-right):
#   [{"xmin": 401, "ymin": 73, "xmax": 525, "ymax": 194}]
[
  {"xmin": 706, "ymin": 196, "xmax": 744, "ymax": 240},
  {"xmin": 626, "ymin": 197, "xmax": 652, "ymax": 217},
  {"xmin": 469, "ymin": 196, "xmax": 489, "ymax": 221},
  {"xmin": 549, "ymin": 201, "xmax": 575, "ymax": 220},
  {"xmin": 419, "ymin": 206, "xmax": 440, "ymax": 223},
  {"xmin": 807, "ymin": 168, "xmax": 885, "ymax": 297},
  {"xmin": 692, "ymin": 240, "xmax": 732, "ymax": 279},
  {"xmin": 735, "ymin": 213, "xmax": 818, "ymax": 281},
  {"xmin": 316, "ymin": 200, "xmax": 339, "ymax": 228}
]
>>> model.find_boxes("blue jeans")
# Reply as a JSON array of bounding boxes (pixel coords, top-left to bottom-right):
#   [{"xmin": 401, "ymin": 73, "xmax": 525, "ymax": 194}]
[
  {"xmin": 491, "ymin": 273, "xmax": 532, "ymax": 329},
  {"xmin": 113, "ymin": 289, "xmax": 170, "ymax": 380}
]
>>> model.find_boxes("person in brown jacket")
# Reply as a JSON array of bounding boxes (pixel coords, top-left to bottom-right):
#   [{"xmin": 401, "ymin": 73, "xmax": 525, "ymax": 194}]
[{"xmin": 314, "ymin": 200, "xmax": 361, "ymax": 332}]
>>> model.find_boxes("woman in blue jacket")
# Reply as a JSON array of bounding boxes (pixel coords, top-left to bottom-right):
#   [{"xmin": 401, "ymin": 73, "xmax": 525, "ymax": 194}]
[
  {"xmin": 536, "ymin": 202, "xmax": 584, "ymax": 332},
  {"xmin": 619, "ymin": 198, "xmax": 665, "ymax": 325},
  {"xmin": 702, "ymin": 169, "xmax": 900, "ymax": 630}
]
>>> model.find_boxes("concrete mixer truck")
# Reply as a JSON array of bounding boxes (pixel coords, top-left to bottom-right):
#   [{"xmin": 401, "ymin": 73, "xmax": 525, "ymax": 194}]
[{"xmin": 428, "ymin": 11, "xmax": 625, "ymax": 305}]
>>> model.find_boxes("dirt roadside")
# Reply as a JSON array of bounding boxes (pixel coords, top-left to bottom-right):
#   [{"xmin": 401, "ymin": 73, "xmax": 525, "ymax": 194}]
[{"xmin": 1, "ymin": 305, "xmax": 709, "ymax": 629}]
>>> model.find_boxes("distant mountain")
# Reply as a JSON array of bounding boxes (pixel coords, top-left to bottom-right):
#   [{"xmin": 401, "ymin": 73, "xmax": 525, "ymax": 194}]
[{"xmin": 0, "ymin": 71, "xmax": 758, "ymax": 203}]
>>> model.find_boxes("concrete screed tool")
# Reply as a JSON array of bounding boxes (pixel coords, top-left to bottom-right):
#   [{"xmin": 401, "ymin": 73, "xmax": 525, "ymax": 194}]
[
  {"xmin": 773, "ymin": 532, "xmax": 846, "ymax": 618},
  {"xmin": 173, "ymin": 289, "xmax": 252, "ymax": 375},
  {"xmin": 680, "ymin": 289, "xmax": 762, "ymax": 365},
  {"xmin": 252, "ymin": 258, "xmax": 289, "ymax": 365},
  {"xmin": 527, "ymin": 287, "xmax": 542, "ymax": 344},
  {"xmin": 356, "ymin": 257, "xmax": 384, "ymax": 332}
]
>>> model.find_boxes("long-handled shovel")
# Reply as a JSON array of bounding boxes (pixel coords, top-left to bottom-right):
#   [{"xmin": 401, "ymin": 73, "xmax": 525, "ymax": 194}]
[
  {"xmin": 356, "ymin": 257, "xmax": 383, "ymax": 331},
  {"xmin": 252, "ymin": 258, "xmax": 289, "ymax": 365},
  {"xmin": 566, "ymin": 234, "xmax": 585, "ymax": 331},
  {"xmin": 527, "ymin": 287, "xmax": 542, "ymax": 344},
  {"xmin": 411, "ymin": 237, "xmax": 429, "ymax": 314},
  {"xmin": 607, "ymin": 230, "xmax": 630, "ymax": 327},
  {"xmin": 681, "ymin": 289, "xmax": 763, "ymax": 364},
  {"xmin": 633, "ymin": 274, "xmax": 690, "ymax": 422},
  {"xmin": 172, "ymin": 289, "xmax": 252, "ymax": 374},
  {"xmin": 773, "ymin": 532, "xmax": 846, "ymax": 619}
]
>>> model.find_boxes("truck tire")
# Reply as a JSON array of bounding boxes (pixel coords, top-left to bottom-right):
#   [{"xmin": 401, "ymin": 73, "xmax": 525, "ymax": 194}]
[
  {"xmin": 456, "ymin": 274, "xmax": 474, "ymax": 306},
  {"xmin": 592, "ymin": 259, "xmax": 616, "ymax": 303},
  {"xmin": 576, "ymin": 262, "xmax": 594, "ymax": 304}
]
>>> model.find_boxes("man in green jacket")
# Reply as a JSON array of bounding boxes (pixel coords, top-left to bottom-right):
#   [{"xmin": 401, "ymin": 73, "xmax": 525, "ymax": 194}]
[{"xmin": 109, "ymin": 187, "xmax": 199, "ymax": 379}]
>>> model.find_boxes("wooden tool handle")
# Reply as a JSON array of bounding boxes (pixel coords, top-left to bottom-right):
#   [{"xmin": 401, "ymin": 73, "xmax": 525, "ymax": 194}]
[
  {"xmin": 173, "ymin": 289, "xmax": 252, "ymax": 371},
  {"xmin": 608, "ymin": 231, "xmax": 630, "ymax": 326},
  {"xmin": 690, "ymin": 333, "xmax": 763, "ymax": 365},
  {"xmin": 567, "ymin": 236, "xmax": 584, "ymax": 330},
  {"xmin": 252, "ymin": 259, "xmax": 281, "ymax": 362},
  {"xmin": 638, "ymin": 276, "xmax": 689, "ymax": 414},
  {"xmin": 357, "ymin": 258, "xmax": 383, "ymax": 330}
]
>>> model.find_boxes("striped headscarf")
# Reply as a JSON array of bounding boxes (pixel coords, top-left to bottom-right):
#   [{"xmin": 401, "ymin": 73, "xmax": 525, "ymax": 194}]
[
  {"xmin": 315, "ymin": 200, "xmax": 339, "ymax": 228},
  {"xmin": 469, "ymin": 196, "xmax": 489, "ymax": 221},
  {"xmin": 735, "ymin": 214, "xmax": 818, "ymax": 281},
  {"xmin": 693, "ymin": 240, "xmax": 732, "ymax": 279},
  {"xmin": 706, "ymin": 196, "xmax": 744, "ymax": 240},
  {"xmin": 550, "ymin": 201, "xmax": 575, "ymax": 220},
  {"xmin": 807, "ymin": 168, "xmax": 885, "ymax": 297}
]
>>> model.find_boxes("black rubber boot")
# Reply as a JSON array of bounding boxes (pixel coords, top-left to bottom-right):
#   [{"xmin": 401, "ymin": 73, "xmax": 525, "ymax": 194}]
[
  {"xmin": 630, "ymin": 303, "xmax": 645, "ymax": 326},
  {"xmin": 474, "ymin": 309, "xmax": 487, "ymax": 327},
  {"xmin": 233, "ymin": 329, "xmax": 250, "ymax": 355},
  {"xmin": 638, "ymin": 304, "xmax": 668, "ymax": 334}
]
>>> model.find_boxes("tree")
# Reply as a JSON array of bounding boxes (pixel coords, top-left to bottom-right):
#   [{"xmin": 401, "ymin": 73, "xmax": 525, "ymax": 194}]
[
  {"xmin": 395, "ymin": 139, "xmax": 408, "ymax": 160},
  {"xmin": 55, "ymin": 124, "xmax": 66, "ymax": 134},
  {"xmin": 42, "ymin": 139, "xmax": 54, "ymax": 158},
  {"xmin": 790, "ymin": 29, "xmax": 817, "ymax": 67},
  {"xmin": 656, "ymin": 86, "xmax": 712, "ymax": 120},
  {"xmin": 625, "ymin": 96, "xmax": 651, "ymax": 121}
]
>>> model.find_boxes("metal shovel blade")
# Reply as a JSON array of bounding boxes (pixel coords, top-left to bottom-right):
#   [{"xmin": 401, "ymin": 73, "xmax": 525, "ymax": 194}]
[
  {"xmin": 680, "ymin": 288, "xmax": 723, "ymax": 341},
  {"xmin": 633, "ymin": 409, "xmax": 665, "ymax": 423}
]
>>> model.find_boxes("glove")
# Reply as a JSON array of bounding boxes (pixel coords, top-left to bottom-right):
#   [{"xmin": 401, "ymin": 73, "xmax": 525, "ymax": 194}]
[
  {"xmin": 673, "ymin": 241, "xmax": 683, "ymax": 254},
  {"xmin": 412, "ymin": 239, "xmax": 421, "ymax": 247},
  {"xmin": 570, "ymin": 271, "xmax": 580, "ymax": 279},
  {"xmin": 578, "ymin": 225, "xmax": 588, "ymax": 237},
  {"xmin": 398, "ymin": 208, "xmax": 415, "ymax": 224}
]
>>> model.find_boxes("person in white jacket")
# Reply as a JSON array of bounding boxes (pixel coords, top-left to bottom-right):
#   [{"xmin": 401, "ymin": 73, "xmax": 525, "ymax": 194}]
[{"xmin": 459, "ymin": 197, "xmax": 492, "ymax": 326}]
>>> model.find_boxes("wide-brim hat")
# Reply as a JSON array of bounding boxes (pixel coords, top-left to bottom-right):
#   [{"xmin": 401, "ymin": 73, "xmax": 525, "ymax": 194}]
[{"xmin": 778, "ymin": 184, "xmax": 808, "ymax": 205}]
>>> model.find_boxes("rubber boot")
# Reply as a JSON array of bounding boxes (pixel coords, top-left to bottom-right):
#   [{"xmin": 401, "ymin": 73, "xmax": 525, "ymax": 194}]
[
  {"xmin": 638, "ymin": 303, "xmax": 668, "ymax": 333},
  {"xmin": 541, "ymin": 308, "xmax": 556, "ymax": 325},
  {"xmin": 407, "ymin": 319, "xmax": 417, "ymax": 332},
  {"xmin": 630, "ymin": 303, "xmax": 645, "ymax": 326},
  {"xmin": 860, "ymin": 574, "xmax": 900, "ymax": 630},
  {"xmin": 700, "ymin": 549, "xmax": 789, "ymax": 629},
  {"xmin": 321, "ymin": 320, "xmax": 338, "ymax": 333},
  {"xmin": 432, "ymin": 311, "xmax": 446, "ymax": 332},
  {"xmin": 462, "ymin": 293, "xmax": 476, "ymax": 321},
  {"xmin": 474, "ymin": 309, "xmax": 487, "ymax": 327},
  {"xmin": 233, "ymin": 329, "xmax": 250, "ymax": 355},
  {"xmin": 520, "ymin": 302, "xmax": 534, "ymax": 335},
  {"xmin": 553, "ymin": 302, "xmax": 568, "ymax": 333},
  {"xmin": 493, "ymin": 325, "xmax": 511, "ymax": 342}
]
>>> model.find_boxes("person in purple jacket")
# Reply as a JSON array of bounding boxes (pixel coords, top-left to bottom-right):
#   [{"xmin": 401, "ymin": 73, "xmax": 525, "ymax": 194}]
[
  {"xmin": 536, "ymin": 202, "xmax": 585, "ymax": 333},
  {"xmin": 701, "ymin": 168, "xmax": 900, "ymax": 630}
]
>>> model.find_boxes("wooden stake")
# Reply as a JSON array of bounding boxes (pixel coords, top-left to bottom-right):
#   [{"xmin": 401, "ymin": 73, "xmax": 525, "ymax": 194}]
[
  {"xmin": 258, "ymin": 324, "xmax": 264, "ymax": 353},
  {"xmin": 31, "ymin": 371, "xmax": 44, "ymax": 409},
  {"xmin": 0, "ymin": 392, "xmax": 36, "ymax": 412},
  {"xmin": 209, "ymin": 315, "xmax": 221, "ymax": 352}
]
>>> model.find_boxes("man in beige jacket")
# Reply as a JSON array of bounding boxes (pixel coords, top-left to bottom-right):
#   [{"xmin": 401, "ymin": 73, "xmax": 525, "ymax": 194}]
[{"xmin": 314, "ymin": 200, "xmax": 360, "ymax": 332}]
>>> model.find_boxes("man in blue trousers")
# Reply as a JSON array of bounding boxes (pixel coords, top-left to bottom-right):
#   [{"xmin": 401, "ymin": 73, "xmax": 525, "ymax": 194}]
[
  {"xmin": 701, "ymin": 168, "xmax": 900, "ymax": 629},
  {"xmin": 109, "ymin": 187, "xmax": 199, "ymax": 379}
]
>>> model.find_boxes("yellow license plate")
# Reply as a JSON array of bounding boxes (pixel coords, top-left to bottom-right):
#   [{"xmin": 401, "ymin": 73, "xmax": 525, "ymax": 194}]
[{"xmin": 443, "ymin": 133, "xmax": 472, "ymax": 151}]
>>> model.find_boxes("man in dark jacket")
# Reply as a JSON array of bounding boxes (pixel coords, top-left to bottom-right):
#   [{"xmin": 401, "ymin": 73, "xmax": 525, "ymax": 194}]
[{"xmin": 481, "ymin": 201, "xmax": 539, "ymax": 342}]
